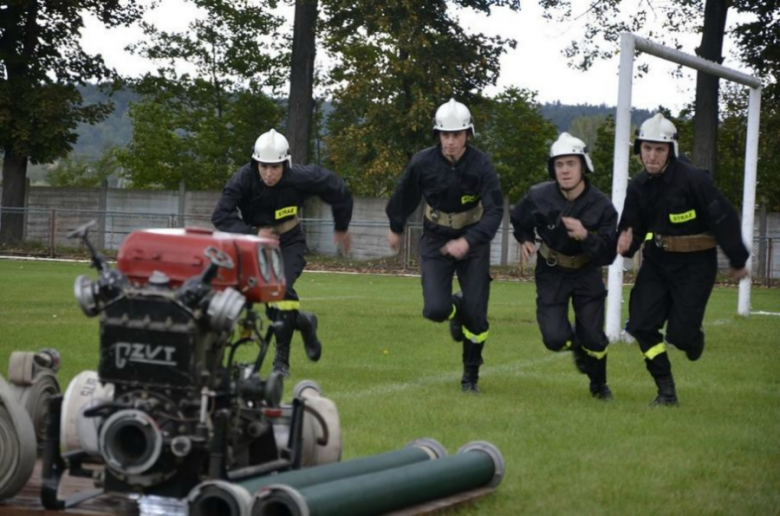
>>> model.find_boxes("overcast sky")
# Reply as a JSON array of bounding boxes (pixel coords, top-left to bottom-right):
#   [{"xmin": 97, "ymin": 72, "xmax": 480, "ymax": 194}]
[{"xmin": 81, "ymin": 0, "xmax": 757, "ymax": 112}]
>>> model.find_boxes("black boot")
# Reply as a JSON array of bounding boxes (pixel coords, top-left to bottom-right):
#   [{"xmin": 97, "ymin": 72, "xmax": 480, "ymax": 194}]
[
  {"xmin": 651, "ymin": 375, "xmax": 679, "ymax": 406},
  {"xmin": 586, "ymin": 355, "xmax": 613, "ymax": 401},
  {"xmin": 449, "ymin": 291, "xmax": 464, "ymax": 342},
  {"xmin": 571, "ymin": 344, "xmax": 588, "ymax": 374},
  {"xmin": 461, "ymin": 340, "xmax": 483, "ymax": 394},
  {"xmin": 295, "ymin": 311, "xmax": 322, "ymax": 362},
  {"xmin": 644, "ymin": 350, "xmax": 677, "ymax": 406},
  {"xmin": 272, "ymin": 311, "xmax": 295, "ymax": 378},
  {"xmin": 684, "ymin": 339, "xmax": 705, "ymax": 362},
  {"xmin": 273, "ymin": 341, "xmax": 291, "ymax": 378}
]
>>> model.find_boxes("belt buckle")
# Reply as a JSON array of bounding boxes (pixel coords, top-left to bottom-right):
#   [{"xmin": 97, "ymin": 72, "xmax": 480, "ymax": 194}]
[
  {"xmin": 429, "ymin": 209, "xmax": 440, "ymax": 222},
  {"xmin": 545, "ymin": 251, "xmax": 558, "ymax": 267},
  {"xmin": 654, "ymin": 234, "xmax": 668, "ymax": 250}
]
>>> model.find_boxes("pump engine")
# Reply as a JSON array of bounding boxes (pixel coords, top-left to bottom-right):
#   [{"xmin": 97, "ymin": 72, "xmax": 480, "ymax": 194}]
[{"xmin": 42, "ymin": 222, "xmax": 340, "ymax": 509}]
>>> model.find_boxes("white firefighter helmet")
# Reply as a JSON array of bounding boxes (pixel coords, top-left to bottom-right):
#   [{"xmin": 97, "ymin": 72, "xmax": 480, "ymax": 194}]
[
  {"xmin": 547, "ymin": 132, "xmax": 594, "ymax": 177},
  {"xmin": 252, "ymin": 129, "xmax": 292, "ymax": 165},
  {"xmin": 433, "ymin": 98, "xmax": 475, "ymax": 134},
  {"xmin": 633, "ymin": 113, "xmax": 678, "ymax": 157}
]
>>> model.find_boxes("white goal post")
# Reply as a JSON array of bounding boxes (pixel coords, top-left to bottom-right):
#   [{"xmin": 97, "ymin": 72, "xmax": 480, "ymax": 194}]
[{"xmin": 606, "ymin": 33, "xmax": 763, "ymax": 342}]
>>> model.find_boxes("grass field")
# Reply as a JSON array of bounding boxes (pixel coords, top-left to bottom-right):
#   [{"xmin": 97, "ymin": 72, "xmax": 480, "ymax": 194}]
[{"xmin": 1, "ymin": 258, "xmax": 779, "ymax": 515}]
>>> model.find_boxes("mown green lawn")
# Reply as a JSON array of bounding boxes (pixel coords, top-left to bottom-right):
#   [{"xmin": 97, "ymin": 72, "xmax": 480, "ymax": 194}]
[{"xmin": 1, "ymin": 259, "xmax": 779, "ymax": 515}]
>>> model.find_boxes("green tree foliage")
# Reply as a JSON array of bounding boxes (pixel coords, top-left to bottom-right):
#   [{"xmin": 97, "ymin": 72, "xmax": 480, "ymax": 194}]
[
  {"xmin": 726, "ymin": 0, "xmax": 779, "ymax": 102},
  {"xmin": 476, "ymin": 88, "xmax": 557, "ymax": 202},
  {"xmin": 537, "ymin": 0, "xmax": 772, "ymax": 180},
  {"xmin": 0, "ymin": 1, "xmax": 145, "ymax": 243},
  {"xmin": 716, "ymin": 84, "xmax": 780, "ymax": 211},
  {"xmin": 589, "ymin": 114, "xmax": 643, "ymax": 194},
  {"xmin": 321, "ymin": 0, "xmax": 520, "ymax": 197},
  {"xmin": 118, "ymin": 0, "xmax": 286, "ymax": 190},
  {"xmin": 47, "ymin": 147, "xmax": 121, "ymax": 187},
  {"xmin": 539, "ymin": 102, "xmax": 653, "ymax": 133},
  {"xmin": 568, "ymin": 115, "xmax": 607, "ymax": 149}
]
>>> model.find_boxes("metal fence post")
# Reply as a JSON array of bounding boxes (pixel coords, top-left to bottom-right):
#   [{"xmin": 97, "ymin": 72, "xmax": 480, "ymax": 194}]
[
  {"xmin": 23, "ymin": 178, "xmax": 30, "ymax": 242},
  {"xmin": 500, "ymin": 196, "xmax": 509, "ymax": 266},
  {"xmin": 178, "ymin": 180, "xmax": 186, "ymax": 227},
  {"xmin": 97, "ymin": 179, "xmax": 108, "ymax": 251},
  {"xmin": 49, "ymin": 209, "xmax": 56, "ymax": 258}
]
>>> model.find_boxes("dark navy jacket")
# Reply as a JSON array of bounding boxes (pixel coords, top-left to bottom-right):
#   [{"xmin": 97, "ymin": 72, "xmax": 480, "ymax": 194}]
[
  {"xmin": 511, "ymin": 181, "xmax": 618, "ymax": 268},
  {"xmin": 212, "ymin": 162, "xmax": 353, "ymax": 237},
  {"xmin": 385, "ymin": 145, "xmax": 503, "ymax": 247},
  {"xmin": 618, "ymin": 159, "xmax": 748, "ymax": 269}
]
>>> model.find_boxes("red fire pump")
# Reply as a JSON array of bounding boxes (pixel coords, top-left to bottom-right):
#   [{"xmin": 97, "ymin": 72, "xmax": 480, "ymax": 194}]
[
  {"xmin": 39, "ymin": 221, "xmax": 338, "ymax": 509},
  {"xmin": 116, "ymin": 227, "xmax": 286, "ymax": 304}
]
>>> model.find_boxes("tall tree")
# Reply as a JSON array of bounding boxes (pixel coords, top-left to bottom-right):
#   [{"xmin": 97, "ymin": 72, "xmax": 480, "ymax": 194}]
[
  {"xmin": 590, "ymin": 114, "xmax": 644, "ymax": 193},
  {"xmin": 477, "ymin": 87, "xmax": 557, "ymax": 202},
  {"xmin": 287, "ymin": 0, "xmax": 319, "ymax": 165},
  {"xmin": 538, "ymin": 0, "xmax": 771, "ymax": 181},
  {"xmin": 321, "ymin": 0, "xmax": 520, "ymax": 197},
  {"xmin": 0, "ymin": 1, "xmax": 145, "ymax": 244},
  {"xmin": 692, "ymin": 0, "xmax": 728, "ymax": 179},
  {"xmin": 118, "ymin": 0, "xmax": 286, "ymax": 190},
  {"xmin": 717, "ymin": 84, "xmax": 780, "ymax": 211}
]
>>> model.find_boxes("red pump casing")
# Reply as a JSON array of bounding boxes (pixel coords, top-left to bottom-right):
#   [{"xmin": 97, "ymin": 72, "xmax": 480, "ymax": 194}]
[{"xmin": 117, "ymin": 227, "xmax": 285, "ymax": 304}]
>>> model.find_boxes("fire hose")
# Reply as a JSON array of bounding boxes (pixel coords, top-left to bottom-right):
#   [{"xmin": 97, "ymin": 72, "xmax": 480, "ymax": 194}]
[
  {"xmin": 7, "ymin": 350, "xmax": 61, "ymax": 448},
  {"xmin": 0, "ymin": 349, "xmax": 62, "ymax": 501},
  {"xmin": 0, "ymin": 374, "xmax": 37, "ymax": 500}
]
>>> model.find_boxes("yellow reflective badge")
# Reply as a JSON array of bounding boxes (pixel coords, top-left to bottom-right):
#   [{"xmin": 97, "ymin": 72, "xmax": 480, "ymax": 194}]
[
  {"xmin": 275, "ymin": 206, "xmax": 298, "ymax": 219},
  {"xmin": 669, "ymin": 209, "xmax": 696, "ymax": 224},
  {"xmin": 461, "ymin": 194, "xmax": 480, "ymax": 205}
]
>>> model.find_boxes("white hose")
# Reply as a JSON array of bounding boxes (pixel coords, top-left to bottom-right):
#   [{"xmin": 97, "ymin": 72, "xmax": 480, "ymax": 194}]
[{"xmin": 0, "ymin": 374, "xmax": 38, "ymax": 501}]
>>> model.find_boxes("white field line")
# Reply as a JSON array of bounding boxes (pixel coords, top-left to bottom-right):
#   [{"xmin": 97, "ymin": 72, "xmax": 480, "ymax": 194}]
[
  {"xmin": 1, "ymin": 256, "xmax": 92, "ymax": 264},
  {"xmin": 329, "ymin": 354, "xmax": 564, "ymax": 400},
  {"xmin": 750, "ymin": 311, "xmax": 780, "ymax": 316}
]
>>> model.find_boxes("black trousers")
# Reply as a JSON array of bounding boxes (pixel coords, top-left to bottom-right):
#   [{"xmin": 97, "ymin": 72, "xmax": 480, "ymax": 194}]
[
  {"xmin": 419, "ymin": 232, "xmax": 491, "ymax": 339},
  {"xmin": 534, "ymin": 261, "xmax": 608, "ymax": 353},
  {"xmin": 279, "ymin": 230, "xmax": 308, "ymax": 302},
  {"xmin": 626, "ymin": 247, "xmax": 717, "ymax": 375}
]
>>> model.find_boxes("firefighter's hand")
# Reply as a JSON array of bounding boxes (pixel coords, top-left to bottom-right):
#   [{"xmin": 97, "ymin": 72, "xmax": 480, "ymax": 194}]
[
  {"xmin": 561, "ymin": 217, "xmax": 587, "ymax": 241},
  {"xmin": 730, "ymin": 267, "xmax": 749, "ymax": 281},
  {"xmin": 617, "ymin": 228, "xmax": 633, "ymax": 256},
  {"xmin": 520, "ymin": 241, "xmax": 537, "ymax": 262},
  {"xmin": 257, "ymin": 228, "xmax": 278, "ymax": 240},
  {"xmin": 387, "ymin": 231, "xmax": 402, "ymax": 252},
  {"xmin": 441, "ymin": 238, "xmax": 469, "ymax": 260},
  {"xmin": 334, "ymin": 231, "xmax": 352, "ymax": 254}
]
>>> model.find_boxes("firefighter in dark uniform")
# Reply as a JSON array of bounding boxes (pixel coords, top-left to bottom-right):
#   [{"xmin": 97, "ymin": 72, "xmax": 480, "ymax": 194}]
[
  {"xmin": 511, "ymin": 133, "xmax": 617, "ymax": 400},
  {"xmin": 617, "ymin": 113, "xmax": 749, "ymax": 406},
  {"xmin": 386, "ymin": 98, "xmax": 503, "ymax": 394},
  {"xmin": 212, "ymin": 129, "xmax": 354, "ymax": 377}
]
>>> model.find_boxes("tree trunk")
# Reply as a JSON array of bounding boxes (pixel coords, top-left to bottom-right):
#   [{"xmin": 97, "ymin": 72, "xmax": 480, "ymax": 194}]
[
  {"xmin": 287, "ymin": 0, "xmax": 319, "ymax": 165},
  {"xmin": 693, "ymin": 0, "xmax": 728, "ymax": 179},
  {"xmin": 0, "ymin": 148, "xmax": 29, "ymax": 245}
]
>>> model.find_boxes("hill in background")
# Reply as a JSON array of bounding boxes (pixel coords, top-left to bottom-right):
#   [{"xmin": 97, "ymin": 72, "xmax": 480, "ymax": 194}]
[{"xmin": 21, "ymin": 85, "xmax": 655, "ymax": 184}]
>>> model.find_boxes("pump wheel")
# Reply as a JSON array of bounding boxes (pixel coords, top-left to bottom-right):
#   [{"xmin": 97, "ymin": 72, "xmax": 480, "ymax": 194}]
[{"xmin": 204, "ymin": 246, "xmax": 234, "ymax": 269}]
